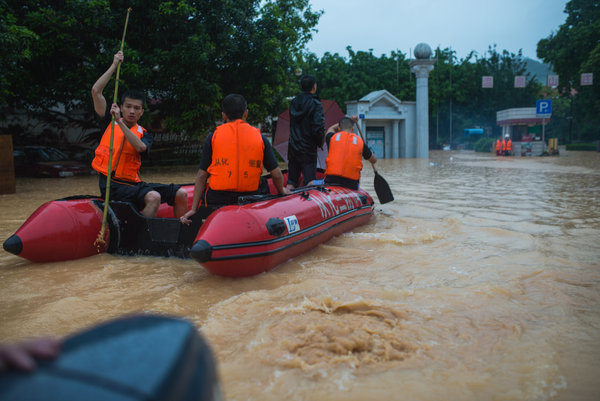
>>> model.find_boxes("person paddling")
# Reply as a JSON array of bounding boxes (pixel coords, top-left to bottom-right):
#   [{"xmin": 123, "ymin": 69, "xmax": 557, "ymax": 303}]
[{"xmin": 323, "ymin": 116, "xmax": 377, "ymax": 190}]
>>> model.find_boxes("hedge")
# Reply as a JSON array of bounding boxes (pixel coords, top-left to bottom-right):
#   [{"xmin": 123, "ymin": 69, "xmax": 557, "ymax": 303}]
[
  {"xmin": 474, "ymin": 137, "xmax": 495, "ymax": 153},
  {"xmin": 565, "ymin": 143, "xmax": 598, "ymax": 151}
]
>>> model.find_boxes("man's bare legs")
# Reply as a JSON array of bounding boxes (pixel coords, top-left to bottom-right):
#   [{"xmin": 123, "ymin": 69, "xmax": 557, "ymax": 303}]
[
  {"xmin": 140, "ymin": 191, "xmax": 161, "ymax": 217},
  {"xmin": 173, "ymin": 188, "xmax": 188, "ymax": 218}
]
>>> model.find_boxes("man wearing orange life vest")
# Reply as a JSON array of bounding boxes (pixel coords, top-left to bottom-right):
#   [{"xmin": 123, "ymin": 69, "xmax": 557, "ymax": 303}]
[
  {"xmin": 503, "ymin": 135, "xmax": 512, "ymax": 156},
  {"xmin": 180, "ymin": 94, "xmax": 291, "ymax": 225},
  {"xmin": 496, "ymin": 137, "xmax": 503, "ymax": 156},
  {"xmin": 91, "ymin": 51, "xmax": 188, "ymax": 218},
  {"xmin": 324, "ymin": 116, "xmax": 377, "ymax": 190}
]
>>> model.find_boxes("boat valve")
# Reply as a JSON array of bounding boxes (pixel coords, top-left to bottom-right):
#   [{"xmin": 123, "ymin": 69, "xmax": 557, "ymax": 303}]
[{"xmin": 266, "ymin": 218, "xmax": 286, "ymax": 237}]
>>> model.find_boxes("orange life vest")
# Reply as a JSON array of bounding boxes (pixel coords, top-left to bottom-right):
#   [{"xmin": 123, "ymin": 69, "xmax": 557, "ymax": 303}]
[
  {"xmin": 91, "ymin": 122, "xmax": 145, "ymax": 182},
  {"xmin": 325, "ymin": 131, "xmax": 364, "ymax": 180},
  {"xmin": 496, "ymin": 140, "xmax": 502, "ymax": 152},
  {"xmin": 207, "ymin": 120, "xmax": 265, "ymax": 192},
  {"xmin": 505, "ymin": 139, "xmax": 512, "ymax": 151}
]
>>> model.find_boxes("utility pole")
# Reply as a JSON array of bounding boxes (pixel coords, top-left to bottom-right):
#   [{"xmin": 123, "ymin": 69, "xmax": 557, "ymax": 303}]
[
  {"xmin": 568, "ymin": 81, "xmax": 574, "ymax": 144},
  {"xmin": 396, "ymin": 51, "xmax": 399, "ymax": 89},
  {"xmin": 448, "ymin": 48, "xmax": 453, "ymax": 147},
  {"xmin": 435, "ymin": 47, "xmax": 440, "ymax": 147},
  {"xmin": 409, "ymin": 47, "xmax": 412, "ymax": 83}
]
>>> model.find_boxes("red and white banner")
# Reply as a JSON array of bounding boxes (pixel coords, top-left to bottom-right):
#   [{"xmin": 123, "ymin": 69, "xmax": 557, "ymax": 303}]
[
  {"xmin": 580, "ymin": 73, "xmax": 593, "ymax": 86},
  {"xmin": 547, "ymin": 75, "xmax": 559, "ymax": 87},
  {"xmin": 514, "ymin": 76, "xmax": 526, "ymax": 88},
  {"xmin": 482, "ymin": 76, "xmax": 493, "ymax": 88}
]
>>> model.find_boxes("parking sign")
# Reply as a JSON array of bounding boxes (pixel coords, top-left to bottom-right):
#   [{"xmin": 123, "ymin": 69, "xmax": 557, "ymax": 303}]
[{"xmin": 536, "ymin": 100, "xmax": 552, "ymax": 116}]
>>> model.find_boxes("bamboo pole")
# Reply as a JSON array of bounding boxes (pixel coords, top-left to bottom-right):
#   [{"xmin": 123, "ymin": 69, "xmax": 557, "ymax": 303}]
[{"xmin": 95, "ymin": 8, "xmax": 132, "ymax": 249}]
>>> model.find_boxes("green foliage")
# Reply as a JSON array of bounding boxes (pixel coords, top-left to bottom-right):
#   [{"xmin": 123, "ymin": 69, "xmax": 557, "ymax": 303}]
[
  {"xmin": 565, "ymin": 142, "xmax": 598, "ymax": 151},
  {"xmin": 0, "ymin": 0, "xmax": 321, "ymax": 136},
  {"xmin": 537, "ymin": 0, "xmax": 600, "ymax": 142},
  {"xmin": 430, "ymin": 46, "xmax": 541, "ymax": 145},
  {"xmin": 4, "ymin": 0, "xmax": 595, "ymax": 150},
  {"xmin": 299, "ymin": 45, "xmax": 542, "ymax": 148},
  {"xmin": 298, "ymin": 47, "xmax": 414, "ymax": 114},
  {"xmin": 0, "ymin": 2, "xmax": 39, "ymax": 104},
  {"xmin": 473, "ymin": 137, "xmax": 494, "ymax": 153}
]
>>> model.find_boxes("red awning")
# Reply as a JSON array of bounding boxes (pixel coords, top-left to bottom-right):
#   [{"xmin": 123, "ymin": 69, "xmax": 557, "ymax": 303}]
[
  {"xmin": 497, "ymin": 117, "xmax": 551, "ymax": 126},
  {"xmin": 273, "ymin": 99, "xmax": 345, "ymax": 169}
]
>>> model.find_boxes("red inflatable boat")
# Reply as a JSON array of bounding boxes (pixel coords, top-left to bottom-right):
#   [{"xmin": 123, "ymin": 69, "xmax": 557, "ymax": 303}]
[
  {"xmin": 190, "ymin": 186, "xmax": 373, "ymax": 276},
  {"xmin": 3, "ymin": 178, "xmax": 374, "ymax": 276}
]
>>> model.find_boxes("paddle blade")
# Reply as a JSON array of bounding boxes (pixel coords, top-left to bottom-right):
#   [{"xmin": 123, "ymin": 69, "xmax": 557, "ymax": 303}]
[{"xmin": 374, "ymin": 171, "xmax": 394, "ymax": 204}]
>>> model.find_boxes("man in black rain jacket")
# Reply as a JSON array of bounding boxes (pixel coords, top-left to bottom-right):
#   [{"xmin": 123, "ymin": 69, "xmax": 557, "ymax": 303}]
[{"xmin": 286, "ymin": 74, "xmax": 325, "ymax": 190}]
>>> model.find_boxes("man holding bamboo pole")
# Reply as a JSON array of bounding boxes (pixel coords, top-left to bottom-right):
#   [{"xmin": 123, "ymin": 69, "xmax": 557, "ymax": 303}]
[{"xmin": 91, "ymin": 51, "xmax": 188, "ymax": 218}]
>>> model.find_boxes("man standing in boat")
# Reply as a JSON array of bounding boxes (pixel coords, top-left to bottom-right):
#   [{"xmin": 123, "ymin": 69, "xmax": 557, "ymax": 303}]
[
  {"xmin": 286, "ymin": 74, "xmax": 325, "ymax": 190},
  {"xmin": 91, "ymin": 51, "xmax": 188, "ymax": 218},
  {"xmin": 180, "ymin": 94, "xmax": 290, "ymax": 225},
  {"xmin": 323, "ymin": 116, "xmax": 377, "ymax": 190}
]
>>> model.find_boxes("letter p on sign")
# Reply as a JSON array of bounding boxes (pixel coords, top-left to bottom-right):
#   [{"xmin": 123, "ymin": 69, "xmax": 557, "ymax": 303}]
[{"xmin": 536, "ymin": 100, "xmax": 552, "ymax": 116}]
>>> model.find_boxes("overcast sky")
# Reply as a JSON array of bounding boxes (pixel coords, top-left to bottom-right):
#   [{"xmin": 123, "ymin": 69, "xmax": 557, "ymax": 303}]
[{"xmin": 305, "ymin": 0, "xmax": 569, "ymax": 61}]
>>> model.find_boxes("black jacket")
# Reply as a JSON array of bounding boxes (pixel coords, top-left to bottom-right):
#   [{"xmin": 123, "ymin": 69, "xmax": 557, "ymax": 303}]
[{"xmin": 288, "ymin": 92, "xmax": 325, "ymax": 164}]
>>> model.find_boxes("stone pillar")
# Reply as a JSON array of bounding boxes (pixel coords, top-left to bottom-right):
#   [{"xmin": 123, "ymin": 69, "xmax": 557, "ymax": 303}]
[
  {"xmin": 409, "ymin": 59, "xmax": 435, "ymax": 158},
  {"xmin": 392, "ymin": 120, "xmax": 399, "ymax": 158},
  {"xmin": 408, "ymin": 42, "xmax": 435, "ymax": 158}
]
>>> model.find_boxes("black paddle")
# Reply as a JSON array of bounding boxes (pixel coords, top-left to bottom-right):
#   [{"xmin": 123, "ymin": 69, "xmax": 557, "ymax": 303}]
[{"xmin": 355, "ymin": 121, "xmax": 394, "ymax": 204}]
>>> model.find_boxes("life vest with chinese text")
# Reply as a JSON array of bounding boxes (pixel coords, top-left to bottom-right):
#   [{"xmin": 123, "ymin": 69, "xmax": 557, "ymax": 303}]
[
  {"xmin": 325, "ymin": 131, "xmax": 364, "ymax": 180},
  {"xmin": 207, "ymin": 120, "xmax": 265, "ymax": 192}
]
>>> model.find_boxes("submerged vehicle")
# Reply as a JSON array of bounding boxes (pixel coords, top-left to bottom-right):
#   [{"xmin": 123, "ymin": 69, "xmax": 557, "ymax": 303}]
[
  {"xmin": 13, "ymin": 146, "xmax": 95, "ymax": 178},
  {"xmin": 3, "ymin": 174, "xmax": 375, "ymax": 277}
]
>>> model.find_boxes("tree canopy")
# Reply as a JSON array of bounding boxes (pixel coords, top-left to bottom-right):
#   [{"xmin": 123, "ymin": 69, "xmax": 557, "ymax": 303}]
[
  {"xmin": 0, "ymin": 0, "xmax": 322, "ymax": 136},
  {"xmin": 537, "ymin": 0, "xmax": 600, "ymax": 141},
  {"xmin": 2, "ymin": 0, "xmax": 596, "ymax": 149},
  {"xmin": 300, "ymin": 45, "xmax": 540, "ymax": 146}
]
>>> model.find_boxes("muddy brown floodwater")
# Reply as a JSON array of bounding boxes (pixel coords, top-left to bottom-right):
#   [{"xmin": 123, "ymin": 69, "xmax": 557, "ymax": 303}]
[{"xmin": 1, "ymin": 150, "xmax": 599, "ymax": 401}]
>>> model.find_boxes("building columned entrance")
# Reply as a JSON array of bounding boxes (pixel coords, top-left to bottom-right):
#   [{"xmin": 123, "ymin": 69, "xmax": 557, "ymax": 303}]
[
  {"xmin": 366, "ymin": 127, "xmax": 385, "ymax": 159},
  {"xmin": 346, "ymin": 90, "xmax": 416, "ymax": 159}
]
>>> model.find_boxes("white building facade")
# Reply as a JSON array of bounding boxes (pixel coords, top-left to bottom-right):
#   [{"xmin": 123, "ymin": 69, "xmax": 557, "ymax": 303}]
[{"xmin": 345, "ymin": 90, "xmax": 417, "ymax": 159}]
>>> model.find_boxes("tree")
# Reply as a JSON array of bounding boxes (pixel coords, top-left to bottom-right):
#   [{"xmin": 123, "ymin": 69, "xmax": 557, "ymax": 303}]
[
  {"xmin": 298, "ymin": 47, "xmax": 413, "ymax": 114},
  {"xmin": 0, "ymin": 0, "xmax": 322, "ymax": 138},
  {"xmin": 429, "ymin": 46, "xmax": 540, "ymax": 146},
  {"xmin": 537, "ymin": 0, "xmax": 600, "ymax": 141},
  {"xmin": 0, "ymin": 0, "xmax": 39, "ymax": 107},
  {"xmin": 296, "ymin": 45, "xmax": 542, "ymax": 148}
]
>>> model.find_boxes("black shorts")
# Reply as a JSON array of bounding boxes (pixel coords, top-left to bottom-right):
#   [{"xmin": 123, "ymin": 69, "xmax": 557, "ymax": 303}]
[
  {"xmin": 99, "ymin": 175, "xmax": 180, "ymax": 210},
  {"xmin": 324, "ymin": 175, "xmax": 359, "ymax": 190},
  {"xmin": 287, "ymin": 159, "xmax": 317, "ymax": 188}
]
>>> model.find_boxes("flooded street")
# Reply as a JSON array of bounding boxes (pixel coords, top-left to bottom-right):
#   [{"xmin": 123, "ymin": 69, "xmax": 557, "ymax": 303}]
[{"xmin": 1, "ymin": 150, "xmax": 599, "ymax": 401}]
